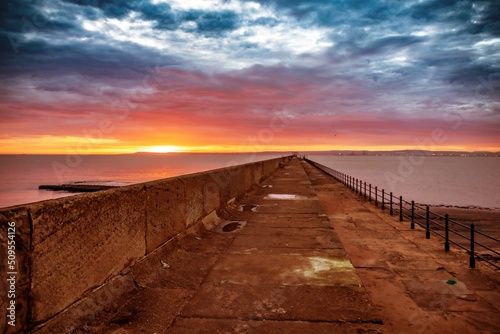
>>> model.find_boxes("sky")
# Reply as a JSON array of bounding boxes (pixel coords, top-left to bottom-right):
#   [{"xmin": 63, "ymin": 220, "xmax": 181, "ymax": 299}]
[{"xmin": 0, "ymin": 0, "xmax": 499, "ymax": 154}]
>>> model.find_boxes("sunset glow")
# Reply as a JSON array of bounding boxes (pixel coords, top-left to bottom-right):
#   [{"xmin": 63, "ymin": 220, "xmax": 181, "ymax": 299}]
[
  {"xmin": 1, "ymin": 0, "xmax": 499, "ymax": 154},
  {"xmin": 140, "ymin": 146, "xmax": 185, "ymax": 153}
]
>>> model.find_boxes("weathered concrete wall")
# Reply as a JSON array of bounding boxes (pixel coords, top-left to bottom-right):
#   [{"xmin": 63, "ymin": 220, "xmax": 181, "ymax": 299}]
[
  {"xmin": 29, "ymin": 185, "xmax": 147, "ymax": 324},
  {"xmin": 0, "ymin": 208, "xmax": 31, "ymax": 334},
  {"xmin": 0, "ymin": 156, "xmax": 290, "ymax": 333}
]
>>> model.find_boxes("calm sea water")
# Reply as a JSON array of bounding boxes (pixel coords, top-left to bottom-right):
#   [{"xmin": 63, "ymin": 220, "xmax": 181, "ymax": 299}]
[
  {"xmin": 308, "ymin": 154, "xmax": 500, "ymax": 209},
  {"xmin": 0, "ymin": 153, "xmax": 285, "ymax": 208},
  {"xmin": 0, "ymin": 154, "xmax": 499, "ymax": 209}
]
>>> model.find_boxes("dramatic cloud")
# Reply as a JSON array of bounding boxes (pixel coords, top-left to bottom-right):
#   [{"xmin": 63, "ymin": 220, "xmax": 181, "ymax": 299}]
[{"xmin": 0, "ymin": 0, "xmax": 499, "ymax": 153}]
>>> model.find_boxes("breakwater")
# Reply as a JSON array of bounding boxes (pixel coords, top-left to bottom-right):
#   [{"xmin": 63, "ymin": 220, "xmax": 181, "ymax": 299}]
[{"xmin": 0, "ymin": 156, "xmax": 291, "ymax": 333}]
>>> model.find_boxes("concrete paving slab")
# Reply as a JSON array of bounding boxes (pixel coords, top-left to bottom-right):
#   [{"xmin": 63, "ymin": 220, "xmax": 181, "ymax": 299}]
[
  {"xmin": 446, "ymin": 267, "xmax": 500, "ymax": 292},
  {"xmin": 355, "ymin": 267, "xmax": 397, "ymax": 281},
  {"xmin": 474, "ymin": 289, "xmax": 500, "ymax": 312},
  {"xmin": 231, "ymin": 232, "xmax": 343, "ymax": 249},
  {"xmin": 175, "ymin": 228, "xmax": 236, "ymax": 253},
  {"xmin": 248, "ymin": 213, "xmax": 332, "ymax": 228},
  {"xmin": 391, "ymin": 268, "xmax": 457, "ymax": 280},
  {"xmin": 226, "ymin": 247, "xmax": 348, "ymax": 257},
  {"xmin": 240, "ymin": 226, "xmax": 335, "ymax": 236},
  {"xmin": 456, "ymin": 312, "xmax": 500, "ymax": 333},
  {"xmin": 86, "ymin": 288, "xmax": 192, "ymax": 334},
  {"xmin": 254, "ymin": 199, "xmax": 325, "ymax": 214},
  {"xmin": 181, "ymin": 284, "xmax": 382, "ymax": 323},
  {"xmin": 205, "ymin": 253, "xmax": 361, "ymax": 287},
  {"xmin": 387, "ymin": 259, "xmax": 449, "ymax": 271},
  {"xmin": 166, "ymin": 318, "xmax": 383, "ymax": 334},
  {"xmin": 402, "ymin": 278, "xmax": 472, "ymax": 295},
  {"xmin": 132, "ymin": 248, "xmax": 220, "ymax": 290},
  {"xmin": 410, "ymin": 293, "xmax": 495, "ymax": 312},
  {"xmin": 349, "ymin": 252, "xmax": 389, "ymax": 269}
]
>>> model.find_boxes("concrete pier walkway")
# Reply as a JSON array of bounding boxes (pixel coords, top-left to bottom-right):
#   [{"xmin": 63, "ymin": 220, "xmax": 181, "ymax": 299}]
[
  {"xmin": 71, "ymin": 157, "xmax": 499, "ymax": 334},
  {"xmin": 78, "ymin": 157, "xmax": 382, "ymax": 334},
  {"xmin": 164, "ymin": 158, "xmax": 384, "ymax": 333}
]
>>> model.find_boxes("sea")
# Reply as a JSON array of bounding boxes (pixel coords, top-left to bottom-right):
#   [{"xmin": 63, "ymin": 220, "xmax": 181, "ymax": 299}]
[
  {"xmin": 307, "ymin": 154, "xmax": 500, "ymax": 209},
  {"xmin": 0, "ymin": 153, "xmax": 499, "ymax": 209},
  {"xmin": 0, "ymin": 153, "xmax": 284, "ymax": 208}
]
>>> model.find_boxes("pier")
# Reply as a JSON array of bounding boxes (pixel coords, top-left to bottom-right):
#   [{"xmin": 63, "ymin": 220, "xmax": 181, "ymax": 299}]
[{"xmin": 1, "ymin": 157, "xmax": 499, "ymax": 333}]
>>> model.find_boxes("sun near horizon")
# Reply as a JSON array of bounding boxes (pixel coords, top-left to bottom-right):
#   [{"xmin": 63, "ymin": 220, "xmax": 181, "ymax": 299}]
[
  {"xmin": 1, "ymin": 141, "xmax": 499, "ymax": 155},
  {"xmin": 139, "ymin": 145, "xmax": 185, "ymax": 153}
]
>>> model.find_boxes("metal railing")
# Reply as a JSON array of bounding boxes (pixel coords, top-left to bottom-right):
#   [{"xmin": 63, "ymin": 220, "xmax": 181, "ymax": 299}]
[{"xmin": 306, "ymin": 159, "xmax": 500, "ymax": 270}]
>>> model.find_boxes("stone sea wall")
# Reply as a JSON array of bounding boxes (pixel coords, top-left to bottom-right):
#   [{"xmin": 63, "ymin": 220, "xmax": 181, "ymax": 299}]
[{"xmin": 0, "ymin": 156, "xmax": 291, "ymax": 333}]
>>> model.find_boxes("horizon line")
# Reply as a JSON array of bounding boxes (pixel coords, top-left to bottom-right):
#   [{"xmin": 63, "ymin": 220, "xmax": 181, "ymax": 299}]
[{"xmin": 1, "ymin": 149, "xmax": 499, "ymax": 156}]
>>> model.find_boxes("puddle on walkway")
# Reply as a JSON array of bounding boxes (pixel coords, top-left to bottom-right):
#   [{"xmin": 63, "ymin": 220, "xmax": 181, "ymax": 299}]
[{"xmin": 264, "ymin": 194, "xmax": 307, "ymax": 200}]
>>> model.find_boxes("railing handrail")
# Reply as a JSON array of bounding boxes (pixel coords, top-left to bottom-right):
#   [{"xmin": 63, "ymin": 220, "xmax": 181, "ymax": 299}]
[{"xmin": 305, "ymin": 158, "xmax": 500, "ymax": 271}]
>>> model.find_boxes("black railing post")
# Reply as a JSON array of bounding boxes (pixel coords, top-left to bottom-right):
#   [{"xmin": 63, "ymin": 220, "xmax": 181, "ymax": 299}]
[
  {"xmin": 411, "ymin": 200, "xmax": 415, "ymax": 229},
  {"xmin": 399, "ymin": 196, "xmax": 403, "ymax": 221},
  {"xmin": 445, "ymin": 214, "xmax": 450, "ymax": 252},
  {"xmin": 364, "ymin": 182, "xmax": 367, "ymax": 199},
  {"xmin": 382, "ymin": 189, "xmax": 385, "ymax": 210},
  {"xmin": 369, "ymin": 184, "xmax": 372, "ymax": 202},
  {"xmin": 470, "ymin": 223, "xmax": 476, "ymax": 268},
  {"xmin": 356, "ymin": 179, "xmax": 358, "ymax": 194},
  {"xmin": 375, "ymin": 186, "xmax": 378, "ymax": 206},
  {"xmin": 390, "ymin": 192, "xmax": 393, "ymax": 215},
  {"xmin": 425, "ymin": 206, "xmax": 430, "ymax": 239}
]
